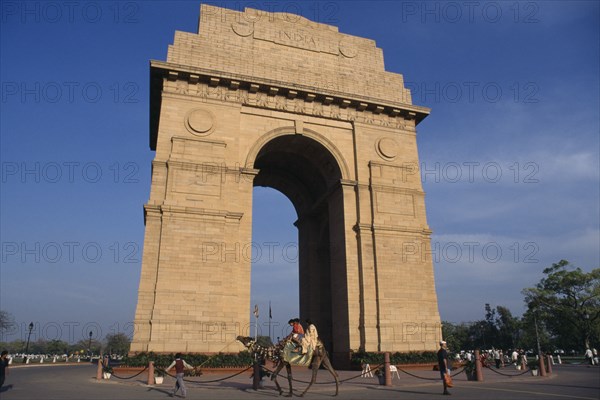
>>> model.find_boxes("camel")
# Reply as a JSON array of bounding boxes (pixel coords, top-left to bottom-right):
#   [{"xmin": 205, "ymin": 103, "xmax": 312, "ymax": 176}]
[{"xmin": 236, "ymin": 335, "xmax": 339, "ymax": 397}]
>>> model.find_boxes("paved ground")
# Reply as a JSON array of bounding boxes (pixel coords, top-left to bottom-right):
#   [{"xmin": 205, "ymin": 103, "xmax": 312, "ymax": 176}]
[{"xmin": 1, "ymin": 363, "xmax": 598, "ymax": 399}]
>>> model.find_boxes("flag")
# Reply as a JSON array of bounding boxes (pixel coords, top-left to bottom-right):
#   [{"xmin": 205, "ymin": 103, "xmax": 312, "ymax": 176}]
[
  {"xmin": 253, "ymin": 304, "xmax": 259, "ymax": 318},
  {"xmin": 269, "ymin": 302, "xmax": 272, "ymax": 319}
]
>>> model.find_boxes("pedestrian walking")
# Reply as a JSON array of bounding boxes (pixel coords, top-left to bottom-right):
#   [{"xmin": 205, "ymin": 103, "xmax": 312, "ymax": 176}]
[
  {"xmin": 166, "ymin": 353, "xmax": 193, "ymax": 398},
  {"xmin": 437, "ymin": 341, "xmax": 451, "ymax": 396},
  {"xmin": 493, "ymin": 348, "xmax": 501, "ymax": 368},
  {"xmin": 584, "ymin": 348, "xmax": 593, "ymax": 365}
]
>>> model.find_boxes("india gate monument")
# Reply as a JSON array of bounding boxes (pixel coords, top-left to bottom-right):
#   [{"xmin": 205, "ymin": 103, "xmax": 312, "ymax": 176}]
[{"xmin": 131, "ymin": 4, "xmax": 442, "ymax": 366}]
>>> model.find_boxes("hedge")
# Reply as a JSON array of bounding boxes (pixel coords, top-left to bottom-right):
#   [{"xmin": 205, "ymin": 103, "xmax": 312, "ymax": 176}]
[
  {"xmin": 123, "ymin": 350, "xmax": 437, "ymax": 369},
  {"xmin": 351, "ymin": 351, "xmax": 438, "ymax": 366},
  {"xmin": 122, "ymin": 351, "xmax": 253, "ymax": 369}
]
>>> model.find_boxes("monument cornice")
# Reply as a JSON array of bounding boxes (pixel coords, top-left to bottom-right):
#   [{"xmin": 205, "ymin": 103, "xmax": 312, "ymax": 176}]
[
  {"xmin": 149, "ymin": 60, "xmax": 429, "ymax": 150},
  {"xmin": 151, "ymin": 60, "xmax": 429, "ymax": 118}
]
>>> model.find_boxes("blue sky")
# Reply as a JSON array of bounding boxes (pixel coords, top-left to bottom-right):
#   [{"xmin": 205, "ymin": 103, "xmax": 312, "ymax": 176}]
[{"xmin": 1, "ymin": 1, "xmax": 598, "ymax": 344}]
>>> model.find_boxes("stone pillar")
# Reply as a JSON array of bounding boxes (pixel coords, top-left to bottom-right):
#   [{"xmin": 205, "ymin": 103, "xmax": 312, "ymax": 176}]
[
  {"xmin": 475, "ymin": 350, "xmax": 484, "ymax": 382},
  {"xmin": 539, "ymin": 354, "xmax": 546, "ymax": 377},
  {"xmin": 384, "ymin": 352, "xmax": 392, "ymax": 386},
  {"xmin": 148, "ymin": 361, "xmax": 155, "ymax": 385}
]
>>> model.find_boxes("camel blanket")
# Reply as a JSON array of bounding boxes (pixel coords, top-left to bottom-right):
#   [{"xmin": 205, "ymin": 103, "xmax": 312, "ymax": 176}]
[{"xmin": 281, "ymin": 342, "xmax": 314, "ymax": 367}]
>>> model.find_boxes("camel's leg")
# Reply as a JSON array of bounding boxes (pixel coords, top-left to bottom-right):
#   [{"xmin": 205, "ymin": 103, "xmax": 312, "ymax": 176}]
[
  {"xmin": 285, "ymin": 363, "xmax": 293, "ymax": 397},
  {"xmin": 300, "ymin": 356, "xmax": 322, "ymax": 397},
  {"xmin": 272, "ymin": 361, "xmax": 285, "ymax": 395},
  {"xmin": 320, "ymin": 355, "xmax": 339, "ymax": 396}
]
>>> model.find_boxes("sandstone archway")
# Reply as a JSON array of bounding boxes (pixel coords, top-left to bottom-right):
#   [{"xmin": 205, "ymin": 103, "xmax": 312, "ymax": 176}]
[
  {"xmin": 252, "ymin": 132, "xmax": 344, "ymax": 353},
  {"xmin": 131, "ymin": 5, "xmax": 442, "ymax": 366}
]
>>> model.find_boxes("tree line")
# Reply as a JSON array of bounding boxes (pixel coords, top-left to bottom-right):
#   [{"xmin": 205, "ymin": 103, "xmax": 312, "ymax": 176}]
[
  {"xmin": 0, "ymin": 318, "xmax": 130, "ymax": 357},
  {"xmin": 442, "ymin": 260, "xmax": 600, "ymax": 353},
  {"xmin": 1, "ymin": 260, "xmax": 598, "ymax": 356}
]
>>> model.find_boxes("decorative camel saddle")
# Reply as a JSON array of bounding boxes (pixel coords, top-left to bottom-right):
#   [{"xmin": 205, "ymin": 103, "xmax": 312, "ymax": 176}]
[{"xmin": 281, "ymin": 341, "xmax": 314, "ymax": 367}]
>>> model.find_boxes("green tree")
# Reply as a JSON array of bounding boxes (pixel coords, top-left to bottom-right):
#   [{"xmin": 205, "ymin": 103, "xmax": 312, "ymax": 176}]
[
  {"xmin": 71, "ymin": 339, "xmax": 102, "ymax": 356},
  {"xmin": 0, "ymin": 310, "xmax": 15, "ymax": 340},
  {"xmin": 484, "ymin": 303, "xmax": 500, "ymax": 346},
  {"xmin": 105, "ymin": 333, "xmax": 131, "ymax": 355},
  {"xmin": 2, "ymin": 340, "xmax": 25, "ymax": 353},
  {"xmin": 454, "ymin": 304, "xmax": 523, "ymax": 350},
  {"xmin": 441, "ymin": 321, "xmax": 470, "ymax": 351},
  {"xmin": 495, "ymin": 306, "xmax": 522, "ymax": 350},
  {"xmin": 522, "ymin": 260, "xmax": 600, "ymax": 350},
  {"xmin": 46, "ymin": 339, "xmax": 69, "ymax": 355},
  {"xmin": 466, "ymin": 319, "xmax": 488, "ymax": 349},
  {"xmin": 519, "ymin": 308, "xmax": 551, "ymax": 352},
  {"xmin": 465, "ymin": 304, "xmax": 502, "ymax": 349},
  {"xmin": 30, "ymin": 339, "xmax": 48, "ymax": 354}
]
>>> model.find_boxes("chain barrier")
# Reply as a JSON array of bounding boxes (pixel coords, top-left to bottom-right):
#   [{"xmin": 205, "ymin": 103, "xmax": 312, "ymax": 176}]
[
  {"xmin": 262, "ymin": 363, "xmax": 456, "ymax": 385},
  {"xmin": 103, "ymin": 359, "xmax": 534, "ymax": 387},
  {"xmin": 396, "ymin": 366, "xmax": 440, "ymax": 381},
  {"xmin": 258, "ymin": 363, "xmax": 382, "ymax": 385},
  {"xmin": 110, "ymin": 366, "xmax": 149, "ymax": 380},
  {"xmin": 483, "ymin": 365, "xmax": 532, "ymax": 377},
  {"xmin": 340, "ymin": 364, "xmax": 386, "ymax": 383},
  {"xmin": 155, "ymin": 366, "xmax": 253, "ymax": 384}
]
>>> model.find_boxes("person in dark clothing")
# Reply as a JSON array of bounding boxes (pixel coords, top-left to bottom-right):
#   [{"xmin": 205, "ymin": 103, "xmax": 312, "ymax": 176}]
[
  {"xmin": 166, "ymin": 353, "xmax": 193, "ymax": 398},
  {"xmin": 0, "ymin": 351, "xmax": 9, "ymax": 389},
  {"xmin": 437, "ymin": 341, "xmax": 451, "ymax": 395}
]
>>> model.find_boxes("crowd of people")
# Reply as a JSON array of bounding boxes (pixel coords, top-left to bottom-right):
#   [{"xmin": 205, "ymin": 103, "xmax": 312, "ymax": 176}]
[
  {"xmin": 454, "ymin": 348, "xmax": 532, "ymax": 368},
  {"xmin": 451, "ymin": 346, "xmax": 600, "ymax": 369}
]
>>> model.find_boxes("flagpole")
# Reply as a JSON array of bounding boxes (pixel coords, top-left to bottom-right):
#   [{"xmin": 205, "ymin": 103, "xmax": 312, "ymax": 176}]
[
  {"xmin": 254, "ymin": 304, "xmax": 259, "ymax": 340},
  {"xmin": 268, "ymin": 300, "xmax": 272, "ymax": 343}
]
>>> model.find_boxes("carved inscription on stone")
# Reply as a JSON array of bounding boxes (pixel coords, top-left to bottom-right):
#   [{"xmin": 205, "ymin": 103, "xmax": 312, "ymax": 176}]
[{"xmin": 245, "ymin": 23, "xmax": 343, "ymax": 55}]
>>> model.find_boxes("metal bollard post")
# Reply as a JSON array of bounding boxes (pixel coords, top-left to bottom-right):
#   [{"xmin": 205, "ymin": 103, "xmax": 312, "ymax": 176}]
[
  {"xmin": 546, "ymin": 354, "xmax": 553, "ymax": 375},
  {"xmin": 539, "ymin": 354, "xmax": 546, "ymax": 377},
  {"xmin": 148, "ymin": 361, "xmax": 155, "ymax": 385},
  {"xmin": 384, "ymin": 352, "xmax": 392, "ymax": 386},
  {"xmin": 96, "ymin": 355, "xmax": 103, "ymax": 380},
  {"xmin": 475, "ymin": 350, "xmax": 484, "ymax": 382}
]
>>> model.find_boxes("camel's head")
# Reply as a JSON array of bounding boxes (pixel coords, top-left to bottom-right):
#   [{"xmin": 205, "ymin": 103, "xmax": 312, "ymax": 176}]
[{"xmin": 236, "ymin": 336, "xmax": 255, "ymax": 348}]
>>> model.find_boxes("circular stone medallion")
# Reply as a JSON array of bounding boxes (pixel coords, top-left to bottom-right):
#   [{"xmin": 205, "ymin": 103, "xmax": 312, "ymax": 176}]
[
  {"xmin": 185, "ymin": 108, "xmax": 215, "ymax": 136},
  {"xmin": 339, "ymin": 39, "xmax": 357, "ymax": 58},
  {"xmin": 232, "ymin": 21, "xmax": 254, "ymax": 37},
  {"xmin": 376, "ymin": 137, "xmax": 398, "ymax": 160}
]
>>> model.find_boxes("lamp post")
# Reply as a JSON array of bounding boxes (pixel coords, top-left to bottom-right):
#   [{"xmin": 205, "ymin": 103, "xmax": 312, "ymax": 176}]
[
  {"xmin": 534, "ymin": 314, "xmax": 541, "ymax": 359},
  {"xmin": 23, "ymin": 322, "xmax": 33, "ymax": 363},
  {"xmin": 88, "ymin": 331, "xmax": 93, "ymax": 359},
  {"xmin": 584, "ymin": 313, "xmax": 590, "ymax": 350}
]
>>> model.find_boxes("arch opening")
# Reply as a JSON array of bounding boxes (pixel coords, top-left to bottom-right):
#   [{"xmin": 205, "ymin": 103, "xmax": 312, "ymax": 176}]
[
  {"xmin": 251, "ymin": 134, "xmax": 347, "ymax": 353},
  {"xmin": 250, "ymin": 187, "xmax": 299, "ymax": 342}
]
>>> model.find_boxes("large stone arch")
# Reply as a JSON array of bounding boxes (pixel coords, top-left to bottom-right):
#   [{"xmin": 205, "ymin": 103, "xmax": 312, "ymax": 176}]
[
  {"xmin": 250, "ymin": 132, "xmax": 347, "ymax": 353},
  {"xmin": 245, "ymin": 126, "xmax": 352, "ymax": 182},
  {"xmin": 131, "ymin": 4, "xmax": 442, "ymax": 367}
]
